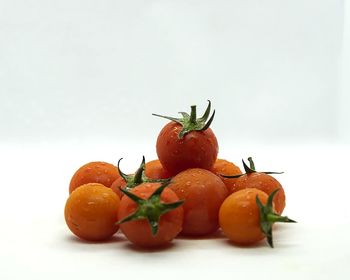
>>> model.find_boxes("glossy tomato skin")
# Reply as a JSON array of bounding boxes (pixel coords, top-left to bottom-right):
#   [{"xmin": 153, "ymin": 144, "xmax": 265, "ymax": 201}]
[
  {"xmin": 69, "ymin": 161, "xmax": 120, "ymax": 194},
  {"xmin": 65, "ymin": 183, "xmax": 120, "ymax": 241},
  {"xmin": 118, "ymin": 183, "xmax": 184, "ymax": 248},
  {"xmin": 170, "ymin": 168, "xmax": 228, "ymax": 236},
  {"xmin": 156, "ymin": 122, "xmax": 218, "ymax": 176},
  {"xmin": 144, "ymin": 159, "xmax": 172, "ymax": 179},
  {"xmin": 232, "ymin": 173, "xmax": 286, "ymax": 214},
  {"xmin": 219, "ymin": 188, "xmax": 268, "ymax": 245},
  {"xmin": 210, "ymin": 159, "xmax": 242, "ymax": 194},
  {"xmin": 110, "ymin": 177, "xmax": 125, "ymax": 198}
]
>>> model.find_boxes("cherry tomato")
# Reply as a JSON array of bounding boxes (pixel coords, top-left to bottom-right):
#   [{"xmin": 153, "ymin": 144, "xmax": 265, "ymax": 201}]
[
  {"xmin": 144, "ymin": 159, "xmax": 171, "ymax": 179},
  {"xmin": 65, "ymin": 183, "xmax": 120, "ymax": 241},
  {"xmin": 153, "ymin": 101, "xmax": 218, "ymax": 175},
  {"xmin": 117, "ymin": 182, "xmax": 184, "ymax": 248},
  {"xmin": 69, "ymin": 161, "xmax": 120, "ymax": 194},
  {"xmin": 210, "ymin": 159, "xmax": 242, "ymax": 193},
  {"xmin": 219, "ymin": 188, "xmax": 295, "ymax": 247},
  {"xmin": 219, "ymin": 188, "xmax": 268, "ymax": 245},
  {"xmin": 170, "ymin": 168, "xmax": 228, "ymax": 236},
  {"xmin": 232, "ymin": 172, "xmax": 286, "ymax": 214},
  {"xmin": 222, "ymin": 158, "xmax": 285, "ymax": 214}
]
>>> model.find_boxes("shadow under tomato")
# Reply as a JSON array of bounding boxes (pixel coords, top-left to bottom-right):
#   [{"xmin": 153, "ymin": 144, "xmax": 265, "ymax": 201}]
[
  {"xmin": 176, "ymin": 229, "xmax": 226, "ymax": 240},
  {"xmin": 121, "ymin": 241, "xmax": 176, "ymax": 253},
  {"xmin": 221, "ymin": 239, "xmax": 268, "ymax": 249},
  {"xmin": 64, "ymin": 233, "xmax": 124, "ymax": 245}
]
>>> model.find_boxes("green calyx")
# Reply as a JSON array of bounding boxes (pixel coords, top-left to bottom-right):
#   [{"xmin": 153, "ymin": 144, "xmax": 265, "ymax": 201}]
[
  {"xmin": 221, "ymin": 157, "xmax": 284, "ymax": 179},
  {"xmin": 116, "ymin": 180, "xmax": 184, "ymax": 235},
  {"xmin": 117, "ymin": 156, "xmax": 170, "ymax": 191},
  {"xmin": 152, "ymin": 100, "xmax": 215, "ymax": 139},
  {"xmin": 256, "ymin": 189, "xmax": 296, "ymax": 248}
]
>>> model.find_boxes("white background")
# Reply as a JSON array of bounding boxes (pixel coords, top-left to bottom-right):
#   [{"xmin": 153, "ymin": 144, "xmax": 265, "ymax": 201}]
[{"xmin": 1, "ymin": 1, "xmax": 350, "ymax": 279}]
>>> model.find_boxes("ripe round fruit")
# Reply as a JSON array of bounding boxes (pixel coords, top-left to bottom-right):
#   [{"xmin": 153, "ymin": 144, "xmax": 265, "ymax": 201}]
[
  {"xmin": 156, "ymin": 122, "xmax": 218, "ymax": 175},
  {"xmin": 118, "ymin": 183, "xmax": 184, "ymax": 248},
  {"xmin": 65, "ymin": 183, "xmax": 120, "ymax": 241},
  {"xmin": 210, "ymin": 159, "xmax": 242, "ymax": 193},
  {"xmin": 232, "ymin": 173, "xmax": 286, "ymax": 214},
  {"xmin": 219, "ymin": 188, "xmax": 269, "ymax": 245},
  {"xmin": 170, "ymin": 168, "xmax": 228, "ymax": 236},
  {"xmin": 69, "ymin": 161, "xmax": 120, "ymax": 193},
  {"xmin": 144, "ymin": 159, "xmax": 171, "ymax": 179}
]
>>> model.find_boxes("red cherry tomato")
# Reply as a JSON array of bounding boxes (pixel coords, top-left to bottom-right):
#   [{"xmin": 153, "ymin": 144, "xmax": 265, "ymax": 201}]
[
  {"xmin": 156, "ymin": 123, "xmax": 218, "ymax": 175},
  {"xmin": 170, "ymin": 168, "xmax": 228, "ymax": 236},
  {"xmin": 154, "ymin": 101, "xmax": 218, "ymax": 175},
  {"xmin": 117, "ymin": 182, "xmax": 184, "ymax": 248}
]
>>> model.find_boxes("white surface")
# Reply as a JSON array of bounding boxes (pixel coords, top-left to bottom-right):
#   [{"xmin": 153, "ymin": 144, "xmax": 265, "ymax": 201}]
[{"xmin": 0, "ymin": 143, "xmax": 349, "ymax": 280}]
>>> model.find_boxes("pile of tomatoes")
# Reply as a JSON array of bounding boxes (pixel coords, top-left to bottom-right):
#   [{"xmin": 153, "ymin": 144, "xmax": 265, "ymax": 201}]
[{"xmin": 64, "ymin": 101, "xmax": 295, "ymax": 248}]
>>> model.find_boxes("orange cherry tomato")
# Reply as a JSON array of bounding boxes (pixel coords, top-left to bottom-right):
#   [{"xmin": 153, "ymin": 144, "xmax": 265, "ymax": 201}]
[
  {"xmin": 219, "ymin": 188, "xmax": 268, "ymax": 245},
  {"xmin": 65, "ymin": 183, "xmax": 120, "ymax": 241},
  {"xmin": 69, "ymin": 161, "xmax": 120, "ymax": 194},
  {"xmin": 232, "ymin": 172, "xmax": 286, "ymax": 214},
  {"xmin": 170, "ymin": 168, "xmax": 228, "ymax": 236},
  {"xmin": 222, "ymin": 157, "xmax": 286, "ymax": 214},
  {"xmin": 144, "ymin": 159, "xmax": 172, "ymax": 179},
  {"xmin": 210, "ymin": 159, "xmax": 242, "ymax": 193},
  {"xmin": 118, "ymin": 182, "xmax": 184, "ymax": 248},
  {"xmin": 219, "ymin": 188, "xmax": 295, "ymax": 247}
]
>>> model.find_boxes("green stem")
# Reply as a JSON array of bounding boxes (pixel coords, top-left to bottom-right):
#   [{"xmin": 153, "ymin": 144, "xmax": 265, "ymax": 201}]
[
  {"xmin": 152, "ymin": 100, "xmax": 215, "ymax": 139},
  {"xmin": 189, "ymin": 105, "xmax": 197, "ymax": 123},
  {"xmin": 248, "ymin": 157, "xmax": 256, "ymax": 170},
  {"xmin": 267, "ymin": 213, "xmax": 296, "ymax": 223},
  {"xmin": 133, "ymin": 156, "xmax": 145, "ymax": 184},
  {"xmin": 117, "ymin": 156, "xmax": 170, "ymax": 191},
  {"xmin": 256, "ymin": 189, "xmax": 296, "ymax": 248},
  {"xmin": 242, "ymin": 158, "xmax": 255, "ymax": 174},
  {"xmin": 222, "ymin": 157, "xmax": 283, "ymax": 178}
]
